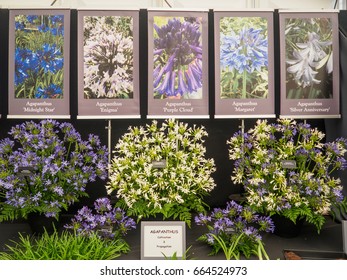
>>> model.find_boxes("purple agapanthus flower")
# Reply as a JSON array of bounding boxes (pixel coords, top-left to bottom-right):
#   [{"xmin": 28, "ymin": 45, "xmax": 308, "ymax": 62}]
[
  {"xmin": 65, "ymin": 197, "xmax": 136, "ymax": 240},
  {"xmin": 153, "ymin": 17, "xmax": 203, "ymax": 98},
  {"xmin": 0, "ymin": 120, "xmax": 108, "ymax": 220},
  {"xmin": 195, "ymin": 200, "xmax": 273, "ymax": 258}
]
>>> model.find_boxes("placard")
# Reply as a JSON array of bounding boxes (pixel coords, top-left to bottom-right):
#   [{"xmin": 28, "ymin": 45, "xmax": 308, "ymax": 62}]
[
  {"xmin": 8, "ymin": 9, "xmax": 70, "ymax": 119},
  {"xmin": 279, "ymin": 10, "xmax": 340, "ymax": 119},
  {"xmin": 214, "ymin": 10, "xmax": 275, "ymax": 119},
  {"xmin": 77, "ymin": 9, "xmax": 140, "ymax": 119},
  {"xmin": 141, "ymin": 221, "xmax": 186, "ymax": 260},
  {"xmin": 147, "ymin": 10, "xmax": 209, "ymax": 119}
]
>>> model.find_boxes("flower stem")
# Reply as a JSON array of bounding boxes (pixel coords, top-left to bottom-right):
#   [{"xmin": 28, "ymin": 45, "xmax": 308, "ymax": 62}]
[{"xmin": 242, "ymin": 70, "xmax": 247, "ymax": 98}]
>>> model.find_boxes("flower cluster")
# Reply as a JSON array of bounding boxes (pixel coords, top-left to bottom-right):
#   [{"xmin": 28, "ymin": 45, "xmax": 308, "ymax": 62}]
[
  {"xmin": 0, "ymin": 120, "xmax": 108, "ymax": 221},
  {"xmin": 83, "ymin": 16, "xmax": 134, "ymax": 99},
  {"xmin": 65, "ymin": 197, "xmax": 136, "ymax": 240},
  {"xmin": 221, "ymin": 27, "xmax": 268, "ymax": 75},
  {"xmin": 15, "ymin": 14, "xmax": 65, "ymax": 99},
  {"xmin": 219, "ymin": 17, "xmax": 269, "ymax": 99},
  {"xmin": 195, "ymin": 200, "xmax": 274, "ymax": 259},
  {"xmin": 153, "ymin": 17, "xmax": 203, "ymax": 99},
  {"xmin": 107, "ymin": 119, "xmax": 216, "ymax": 226},
  {"xmin": 287, "ymin": 32, "xmax": 332, "ymax": 88},
  {"xmin": 228, "ymin": 119, "xmax": 347, "ymax": 232}
]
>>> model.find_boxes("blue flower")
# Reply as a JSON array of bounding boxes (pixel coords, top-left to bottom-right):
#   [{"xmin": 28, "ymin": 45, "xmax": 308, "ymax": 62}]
[
  {"xmin": 220, "ymin": 27, "xmax": 268, "ymax": 74},
  {"xmin": 36, "ymin": 43, "xmax": 64, "ymax": 74},
  {"xmin": 26, "ymin": 15, "xmax": 38, "ymax": 23},
  {"xmin": 35, "ymin": 84, "xmax": 62, "ymax": 99}
]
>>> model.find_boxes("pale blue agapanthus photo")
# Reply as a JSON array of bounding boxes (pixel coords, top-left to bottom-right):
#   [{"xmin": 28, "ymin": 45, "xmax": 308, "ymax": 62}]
[{"xmin": 219, "ymin": 17, "xmax": 269, "ymax": 99}]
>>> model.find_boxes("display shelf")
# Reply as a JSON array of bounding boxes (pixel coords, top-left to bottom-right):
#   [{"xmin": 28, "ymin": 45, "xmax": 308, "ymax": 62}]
[{"xmin": 0, "ymin": 216, "xmax": 343, "ymax": 260}]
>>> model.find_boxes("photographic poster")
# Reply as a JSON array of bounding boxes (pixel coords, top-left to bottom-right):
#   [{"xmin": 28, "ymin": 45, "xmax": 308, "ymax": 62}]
[
  {"xmin": 147, "ymin": 10, "xmax": 209, "ymax": 119},
  {"xmin": 214, "ymin": 10, "xmax": 275, "ymax": 118},
  {"xmin": 77, "ymin": 10, "xmax": 140, "ymax": 119},
  {"xmin": 8, "ymin": 9, "xmax": 70, "ymax": 118},
  {"xmin": 279, "ymin": 10, "xmax": 340, "ymax": 118}
]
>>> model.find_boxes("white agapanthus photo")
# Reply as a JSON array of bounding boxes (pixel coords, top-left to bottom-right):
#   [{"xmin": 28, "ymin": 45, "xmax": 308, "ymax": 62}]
[{"xmin": 83, "ymin": 16, "xmax": 134, "ymax": 99}]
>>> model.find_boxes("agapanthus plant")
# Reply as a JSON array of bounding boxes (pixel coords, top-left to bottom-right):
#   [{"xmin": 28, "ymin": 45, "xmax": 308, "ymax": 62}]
[
  {"xmin": 220, "ymin": 17, "xmax": 268, "ymax": 99},
  {"xmin": 228, "ymin": 119, "xmax": 347, "ymax": 232},
  {"xmin": 15, "ymin": 14, "xmax": 65, "ymax": 99},
  {"xmin": 153, "ymin": 17, "xmax": 203, "ymax": 99},
  {"xmin": 65, "ymin": 197, "xmax": 136, "ymax": 240},
  {"xmin": 107, "ymin": 119, "xmax": 216, "ymax": 227},
  {"xmin": 83, "ymin": 16, "xmax": 134, "ymax": 99},
  {"xmin": 195, "ymin": 200, "xmax": 274, "ymax": 259},
  {"xmin": 0, "ymin": 120, "xmax": 108, "ymax": 221}
]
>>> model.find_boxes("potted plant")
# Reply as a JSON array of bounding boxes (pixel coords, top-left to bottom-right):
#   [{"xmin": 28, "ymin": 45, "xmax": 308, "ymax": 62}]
[
  {"xmin": 0, "ymin": 119, "xmax": 108, "ymax": 224},
  {"xmin": 227, "ymin": 119, "xmax": 347, "ymax": 233},
  {"xmin": 106, "ymin": 119, "xmax": 216, "ymax": 227},
  {"xmin": 64, "ymin": 197, "xmax": 136, "ymax": 240},
  {"xmin": 195, "ymin": 200, "xmax": 274, "ymax": 260}
]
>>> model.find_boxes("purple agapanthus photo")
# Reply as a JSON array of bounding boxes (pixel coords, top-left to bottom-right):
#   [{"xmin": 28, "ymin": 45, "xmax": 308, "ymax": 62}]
[{"xmin": 153, "ymin": 16, "xmax": 203, "ymax": 99}]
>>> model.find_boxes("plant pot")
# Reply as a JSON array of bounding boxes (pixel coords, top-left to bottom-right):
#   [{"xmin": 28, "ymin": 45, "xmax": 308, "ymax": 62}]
[
  {"xmin": 271, "ymin": 214, "xmax": 304, "ymax": 238},
  {"xmin": 27, "ymin": 213, "xmax": 59, "ymax": 235}
]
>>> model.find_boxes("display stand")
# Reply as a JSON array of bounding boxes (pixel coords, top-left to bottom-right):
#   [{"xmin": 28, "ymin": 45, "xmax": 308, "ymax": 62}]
[{"xmin": 105, "ymin": 120, "xmax": 112, "ymax": 173}]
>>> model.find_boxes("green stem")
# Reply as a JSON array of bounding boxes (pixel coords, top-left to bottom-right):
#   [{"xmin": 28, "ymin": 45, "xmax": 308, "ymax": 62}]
[{"xmin": 242, "ymin": 70, "xmax": 247, "ymax": 98}]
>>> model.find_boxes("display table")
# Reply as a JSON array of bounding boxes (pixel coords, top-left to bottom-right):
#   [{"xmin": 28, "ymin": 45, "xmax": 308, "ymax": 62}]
[
  {"xmin": 0, "ymin": 216, "xmax": 344, "ymax": 260},
  {"xmin": 115, "ymin": 216, "xmax": 344, "ymax": 260}
]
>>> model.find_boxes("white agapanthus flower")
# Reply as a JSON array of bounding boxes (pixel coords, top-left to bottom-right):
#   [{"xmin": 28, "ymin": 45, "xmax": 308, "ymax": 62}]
[{"xmin": 107, "ymin": 119, "xmax": 216, "ymax": 227}]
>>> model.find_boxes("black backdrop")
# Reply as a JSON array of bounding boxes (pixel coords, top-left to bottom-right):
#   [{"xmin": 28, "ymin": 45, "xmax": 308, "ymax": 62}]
[{"xmin": 1, "ymin": 9, "xmax": 344, "ymax": 214}]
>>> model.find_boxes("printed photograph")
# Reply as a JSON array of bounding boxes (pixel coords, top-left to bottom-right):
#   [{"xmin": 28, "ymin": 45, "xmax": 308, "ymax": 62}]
[
  {"xmin": 285, "ymin": 17, "xmax": 333, "ymax": 99},
  {"xmin": 219, "ymin": 17, "xmax": 269, "ymax": 99},
  {"xmin": 83, "ymin": 16, "xmax": 134, "ymax": 99},
  {"xmin": 14, "ymin": 14, "xmax": 65, "ymax": 99},
  {"xmin": 153, "ymin": 16, "xmax": 203, "ymax": 99}
]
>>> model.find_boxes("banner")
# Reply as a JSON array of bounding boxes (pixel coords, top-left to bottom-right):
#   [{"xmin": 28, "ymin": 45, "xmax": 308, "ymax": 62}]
[
  {"xmin": 279, "ymin": 10, "xmax": 340, "ymax": 118},
  {"xmin": 77, "ymin": 10, "xmax": 140, "ymax": 119},
  {"xmin": 8, "ymin": 9, "xmax": 70, "ymax": 119},
  {"xmin": 147, "ymin": 10, "xmax": 209, "ymax": 119},
  {"xmin": 214, "ymin": 10, "xmax": 275, "ymax": 119}
]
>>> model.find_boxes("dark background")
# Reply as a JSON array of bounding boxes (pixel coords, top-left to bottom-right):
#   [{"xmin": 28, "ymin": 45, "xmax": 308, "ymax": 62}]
[{"xmin": 0, "ymin": 9, "xmax": 345, "ymax": 215}]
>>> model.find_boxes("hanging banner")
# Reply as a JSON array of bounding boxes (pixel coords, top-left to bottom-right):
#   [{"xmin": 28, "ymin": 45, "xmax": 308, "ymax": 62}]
[
  {"xmin": 147, "ymin": 10, "xmax": 209, "ymax": 119},
  {"xmin": 8, "ymin": 9, "xmax": 70, "ymax": 119},
  {"xmin": 279, "ymin": 10, "xmax": 340, "ymax": 119},
  {"xmin": 77, "ymin": 9, "xmax": 140, "ymax": 119},
  {"xmin": 214, "ymin": 10, "xmax": 275, "ymax": 119}
]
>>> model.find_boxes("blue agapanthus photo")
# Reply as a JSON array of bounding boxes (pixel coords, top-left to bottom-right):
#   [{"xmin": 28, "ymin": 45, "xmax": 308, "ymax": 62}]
[
  {"xmin": 14, "ymin": 14, "xmax": 65, "ymax": 99},
  {"xmin": 219, "ymin": 17, "xmax": 269, "ymax": 99},
  {"xmin": 153, "ymin": 16, "xmax": 203, "ymax": 99}
]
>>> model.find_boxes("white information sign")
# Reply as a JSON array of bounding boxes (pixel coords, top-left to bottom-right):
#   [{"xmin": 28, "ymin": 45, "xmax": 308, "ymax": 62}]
[{"xmin": 141, "ymin": 221, "xmax": 186, "ymax": 260}]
